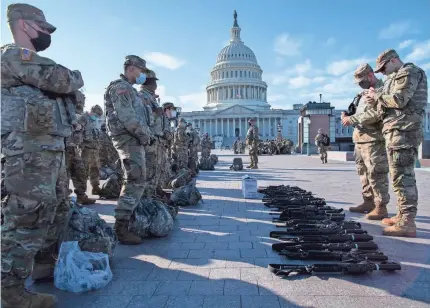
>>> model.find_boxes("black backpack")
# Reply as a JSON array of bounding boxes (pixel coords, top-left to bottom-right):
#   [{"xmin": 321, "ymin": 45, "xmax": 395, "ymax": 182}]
[{"xmin": 322, "ymin": 134, "xmax": 330, "ymax": 146}]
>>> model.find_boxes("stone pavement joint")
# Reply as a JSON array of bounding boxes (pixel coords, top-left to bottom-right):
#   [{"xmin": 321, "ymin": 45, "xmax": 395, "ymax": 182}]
[{"xmin": 33, "ymin": 152, "xmax": 430, "ymax": 307}]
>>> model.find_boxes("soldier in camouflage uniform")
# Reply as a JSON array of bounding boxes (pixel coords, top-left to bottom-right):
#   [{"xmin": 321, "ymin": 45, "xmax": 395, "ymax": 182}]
[
  {"xmin": 104, "ymin": 55, "xmax": 154, "ymax": 245},
  {"xmin": 1, "ymin": 4, "xmax": 83, "ymax": 307},
  {"xmin": 343, "ymin": 64, "xmax": 390, "ymax": 221},
  {"xmin": 66, "ymin": 92, "xmax": 96, "ymax": 205},
  {"xmin": 343, "ymin": 49, "xmax": 427, "ymax": 237},
  {"xmin": 172, "ymin": 118, "xmax": 189, "ymax": 169},
  {"xmin": 246, "ymin": 118, "xmax": 259, "ymax": 169},
  {"xmin": 81, "ymin": 104, "xmax": 103, "ymax": 195},
  {"xmin": 160, "ymin": 102, "xmax": 175, "ymax": 187},
  {"xmin": 187, "ymin": 123, "xmax": 200, "ymax": 176},
  {"xmin": 200, "ymin": 133, "xmax": 212, "ymax": 159},
  {"xmin": 99, "ymin": 122, "xmax": 119, "ymax": 170},
  {"xmin": 138, "ymin": 70, "xmax": 160, "ymax": 197},
  {"xmin": 315, "ymin": 129, "xmax": 328, "ymax": 163}
]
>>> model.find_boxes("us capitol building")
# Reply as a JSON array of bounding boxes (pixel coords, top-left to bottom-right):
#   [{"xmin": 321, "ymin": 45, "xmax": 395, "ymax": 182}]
[{"xmin": 181, "ymin": 11, "xmax": 430, "ymax": 156}]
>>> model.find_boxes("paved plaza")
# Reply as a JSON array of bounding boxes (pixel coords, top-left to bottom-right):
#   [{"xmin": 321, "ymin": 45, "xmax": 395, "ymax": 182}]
[{"xmin": 34, "ymin": 152, "xmax": 430, "ymax": 308}]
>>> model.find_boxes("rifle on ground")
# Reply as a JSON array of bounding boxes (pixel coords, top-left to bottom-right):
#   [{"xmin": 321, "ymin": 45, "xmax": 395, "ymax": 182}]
[
  {"xmin": 272, "ymin": 218, "xmax": 348, "ymax": 225},
  {"xmin": 275, "ymin": 221, "xmax": 361, "ymax": 230},
  {"xmin": 274, "ymin": 241, "xmax": 378, "ymax": 253},
  {"xmin": 270, "ymin": 226, "xmax": 366, "ymax": 237},
  {"xmin": 279, "ymin": 250, "xmax": 388, "ymax": 262},
  {"xmin": 268, "ymin": 261, "xmax": 401, "ymax": 277},
  {"xmin": 272, "ymin": 234, "xmax": 374, "ymax": 250}
]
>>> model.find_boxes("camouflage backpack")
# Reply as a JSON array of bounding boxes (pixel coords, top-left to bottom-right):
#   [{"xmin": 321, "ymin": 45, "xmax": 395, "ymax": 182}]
[
  {"xmin": 130, "ymin": 198, "xmax": 174, "ymax": 238},
  {"xmin": 169, "ymin": 168, "xmax": 192, "ymax": 188},
  {"xmin": 99, "ymin": 173, "xmax": 122, "ymax": 199},
  {"xmin": 171, "ymin": 179, "xmax": 202, "ymax": 207},
  {"xmin": 64, "ymin": 203, "xmax": 117, "ymax": 261},
  {"xmin": 199, "ymin": 157, "xmax": 215, "ymax": 170},
  {"xmin": 210, "ymin": 154, "xmax": 218, "ymax": 165},
  {"xmin": 230, "ymin": 157, "xmax": 243, "ymax": 171}
]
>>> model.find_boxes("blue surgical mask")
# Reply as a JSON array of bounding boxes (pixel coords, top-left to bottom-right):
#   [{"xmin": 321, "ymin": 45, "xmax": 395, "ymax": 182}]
[
  {"xmin": 136, "ymin": 72, "xmax": 147, "ymax": 85},
  {"xmin": 90, "ymin": 115, "xmax": 98, "ymax": 121}
]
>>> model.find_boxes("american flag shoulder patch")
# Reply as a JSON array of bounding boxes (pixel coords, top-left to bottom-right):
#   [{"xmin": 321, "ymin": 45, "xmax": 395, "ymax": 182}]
[{"xmin": 20, "ymin": 49, "xmax": 32, "ymax": 61}]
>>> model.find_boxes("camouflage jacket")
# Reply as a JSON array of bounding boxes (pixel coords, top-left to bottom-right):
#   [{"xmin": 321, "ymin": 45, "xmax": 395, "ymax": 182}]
[
  {"xmin": 246, "ymin": 125, "xmax": 259, "ymax": 146},
  {"xmin": 174, "ymin": 126, "xmax": 188, "ymax": 148},
  {"xmin": 1, "ymin": 43, "xmax": 83, "ymax": 156},
  {"xmin": 350, "ymin": 63, "xmax": 427, "ymax": 134},
  {"xmin": 350, "ymin": 79, "xmax": 384, "ymax": 143},
  {"xmin": 81, "ymin": 113, "xmax": 101, "ymax": 149},
  {"xmin": 104, "ymin": 75, "xmax": 153, "ymax": 147},
  {"xmin": 66, "ymin": 113, "xmax": 86, "ymax": 148}
]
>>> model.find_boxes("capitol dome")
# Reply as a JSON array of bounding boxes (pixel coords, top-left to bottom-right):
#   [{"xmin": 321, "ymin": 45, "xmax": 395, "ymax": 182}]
[{"xmin": 204, "ymin": 11, "xmax": 270, "ymax": 111}]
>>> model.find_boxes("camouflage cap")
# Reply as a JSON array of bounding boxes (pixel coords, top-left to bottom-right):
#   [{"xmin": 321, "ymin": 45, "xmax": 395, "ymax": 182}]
[
  {"xmin": 179, "ymin": 118, "xmax": 186, "ymax": 123},
  {"xmin": 91, "ymin": 104, "xmax": 103, "ymax": 116},
  {"xmin": 146, "ymin": 70, "xmax": 159, "ymax": 80},
  {"xmin": 7, "ymin": 3, "xmax": 56, "ymax": 34},
  {"xmin": 124, "ymin": 55, "xmax": 149, "ymax": 72},
  {"xmin": 162, "ymin": 102, "xmax": 174, "ymax": 109},
  {"xmin": 375, "ymin": 49, "xmax": 399, "ymax": 73},
  {"xmin": 354, "ymin": 63, "xmax": 373, "ymax": 83}
]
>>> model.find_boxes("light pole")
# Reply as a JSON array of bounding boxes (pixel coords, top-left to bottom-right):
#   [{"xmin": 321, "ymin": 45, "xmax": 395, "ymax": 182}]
[{"xmin": 307, "ymin": 118, "xmax": 311, "ymax": 156}]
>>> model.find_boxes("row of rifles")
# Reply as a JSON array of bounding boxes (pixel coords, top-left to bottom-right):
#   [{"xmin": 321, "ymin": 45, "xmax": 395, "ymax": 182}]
[{"xmin": 257, "ymin": 185, "xmax": 402, "ymax": 277}]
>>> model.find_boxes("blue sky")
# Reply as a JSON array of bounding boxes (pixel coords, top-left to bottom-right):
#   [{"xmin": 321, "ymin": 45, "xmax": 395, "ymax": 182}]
[{"xmin": 2, "ymin": 0, "xmax": 429, "ymax": 112}]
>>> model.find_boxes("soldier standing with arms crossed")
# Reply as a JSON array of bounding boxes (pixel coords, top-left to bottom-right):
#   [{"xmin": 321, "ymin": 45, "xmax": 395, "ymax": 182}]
[
  {"xmin": 345, "ymin": 64, "xmax": 390, "ymax": 220},
  {"xmin": 343, "ymin": 49, "xmax": 427, "ymax": 237},
  {"xmin": 1, "ymin": 4, "xmax": 84, "ymax": 307},
  {"xmin": 246, "ymin": 118, "xmax": 259, "ymax": 169},
  {"xmin": 172, "ymin": 118, "xmax": 189, "ymax": 169},
  {"xmin": 104, "ymin": 55, "xmax": 154, "ymax": 244}
]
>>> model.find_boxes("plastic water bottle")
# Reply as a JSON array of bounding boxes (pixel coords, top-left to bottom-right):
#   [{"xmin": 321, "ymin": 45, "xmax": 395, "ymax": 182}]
[{"xmin": 70, "ymin": 195, "xmax": 77, "ymax": 204}]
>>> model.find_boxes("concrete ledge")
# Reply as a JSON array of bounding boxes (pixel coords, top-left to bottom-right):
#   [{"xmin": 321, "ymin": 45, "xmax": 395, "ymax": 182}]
[
  {"xmin": 419, "ymin": 159, "xmax": 430, "ymax": 168},
  {"xmin": 326, "ymin": 151, "xmax": 355, "ymax": 161}
]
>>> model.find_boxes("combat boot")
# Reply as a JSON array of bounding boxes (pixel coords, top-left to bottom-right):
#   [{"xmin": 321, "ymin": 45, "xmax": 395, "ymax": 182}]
[
  {"xmin": 77, "ymin": 194, "xmax": 97, "ymax": 205},
  {"xmin": 246, "ymin": 164, "xmax": 253, "ymax": 168},
  {"xmin": 92, "ymin": 185, "xmax": 102, "ymax": 195},
  {"xmin": 349, "ymin": 198, "xmax": 375, "ymax": 213},
  {"xmin": 382, "ymin": 212, "xmax": 401, "ymax": 226},
  {"xmin": 251, "ymin": 164, "xmax": 258, "ymax": 169},
  {"xmin": 324, "ymin": 157, "xmax": 328, "ymax": 164},
  {"xmin": 366, "ymin": 203, "xmax": 388, "ymax": 220},
  {"xmin": 114, "ymin": 220, "xmax": 144, "ymax": 245},
  {"xmin": 383, "ymin": 212, "xmax": 416, "ymax": 237},
  {"xmin": 32, "ymin": 263, "xmax": 55, "ymax": 281},
  {"xmin": 1, "ymin": 286, "xmax": 57, "ymax": 308}
]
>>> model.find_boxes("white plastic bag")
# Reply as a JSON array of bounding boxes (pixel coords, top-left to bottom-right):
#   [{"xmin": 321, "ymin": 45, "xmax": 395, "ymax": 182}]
[{"xmin": 54, "ymin": 241, "xmax": 112, "ymax": 293}]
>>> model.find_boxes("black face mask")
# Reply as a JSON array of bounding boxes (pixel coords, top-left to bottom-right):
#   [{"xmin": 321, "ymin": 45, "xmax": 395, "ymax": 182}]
[
  {"xmin": 26, "ymin": 23, "xmax": 51, "ymax": 52},
  {"xmin": 358, "ymin": 80, "xmax": 371, "ymax": 90}
]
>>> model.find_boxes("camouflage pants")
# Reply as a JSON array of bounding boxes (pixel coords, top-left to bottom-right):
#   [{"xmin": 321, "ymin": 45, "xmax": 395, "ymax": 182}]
[
  {"xmin": 81, "ymin": 147, "xmax": 100, "ymax": 188},
  {"xmin": 354, "ymin": 142, "xmax": 390, "ymax": 206},
  {"xmin": 99, "ymin": 142, "xmax": 119, "ymax": 170},
  {"xmin": 115, "ymin": 139, "xmax": 146, "ymax": 221},
  {"xmin": 201, "ymin": 148, "xmax": 210, "ymax": 159},
  {"xmin": 66, "ymin": 147, "xmax": 87, "ymax": 196},
  {"xmin": 385, "ymin": 129, "xmax": 422, "ymax": 214},
  {"xmin": 158, "ymin": 141, "xmax": 171, "ymax": 189},
  {"xmin": 1, "ymin": 151, "xmax": 69, "ymax": 288},
  {"xmin": 249, "ymin": 145, "xmax": 258, "ymax": 166},
  {"xmin": 318, "ymin": 146, "xmax": 327, "ymax": 161},
  {"xmin": 174, "ymin": 147, "xmax": 188, "ymax": 169},
  {"xmin": 143, "ymin": 142, "xmax": 158, "ymax": 197},
  {"xmin": 188, "ymin": 149, "xmax": 199, "ymax": 173}
]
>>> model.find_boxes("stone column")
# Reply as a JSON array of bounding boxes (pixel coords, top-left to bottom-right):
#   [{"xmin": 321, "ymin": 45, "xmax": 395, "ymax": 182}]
[{"xmin": 221, "ymin": 119, "xmax": 224, "ymax": 136}]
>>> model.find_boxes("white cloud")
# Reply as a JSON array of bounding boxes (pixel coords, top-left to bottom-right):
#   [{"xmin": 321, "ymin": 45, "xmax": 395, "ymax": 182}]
[
  {"xmin": 295, "ymin": 59, "xmax": 312, "ymax": 74},
  {"xmin": 275, "ymin": 57, "xmax": 285, "ymax": 67},
  {"xmin": 289, "ymin": 76, "xmax": 312, "ymax": 89},
  {"xmin": 405, "ymin": 40, "xmax": 430, "ymax": 62},
  {"xmin": 143, "ymin": 52, "xmax": 186, "ymax": 70},
  {"xmin": 398, "ymin": 39, "xmax": 414, "ymax": 49},
  {"xmin": 178, "ymin": 92, "xmax": 207, "ymax": 112},
  {"xmin": 421, "ymin": 62, "xmax": 430, "ymax": 71},
  {"xmin": 267, "ymin": 94, "xmax": 287, "ymax": 102},
  {"xmin": 379, "ymin": 21, "xmax": 412, "ymax": 39},
  {"xmin": 156, "ymin": 84, "xmax": 177, "ymax": 104},
  {"xmin": 274, "ymin": 33, "xmax": 301, "ymax": 57},
  {"xmin": 326, "ymin": 58, "xmax": 370, "ymax": 76},
  {"xmin": 324, "ymin": 37, "xmax": 336, "ymax": 46}
]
